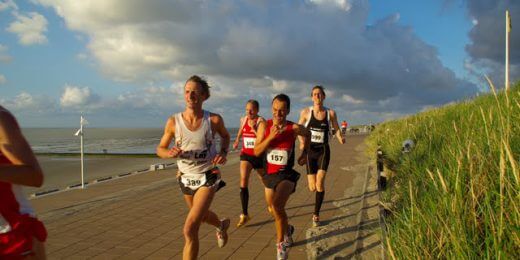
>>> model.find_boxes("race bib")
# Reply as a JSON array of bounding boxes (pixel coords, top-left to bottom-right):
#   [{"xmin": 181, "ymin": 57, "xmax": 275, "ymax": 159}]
[
  {"xmin": 310, "ymin": 130, "xmax": 325, "ymax": 143},
  {"xmin": 266, "ymin": 149, "xmax": 289, "ymax": 165},
  {"xmin": 180, "ymin": 173, "xmax": 207, "ymax": 190},
  {"xmin": 243, "ymin": 137, "xmax": 256, "ymax": 149}
]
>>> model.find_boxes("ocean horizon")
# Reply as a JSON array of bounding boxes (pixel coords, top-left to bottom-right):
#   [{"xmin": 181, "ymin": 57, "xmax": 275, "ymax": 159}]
[{"xmin": 22, "ymin": 127, "xmax": 240, "ymax": 154}]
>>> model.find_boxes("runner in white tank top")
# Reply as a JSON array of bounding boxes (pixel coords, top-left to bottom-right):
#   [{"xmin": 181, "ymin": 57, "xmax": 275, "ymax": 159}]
[{"xmin": 156, "ymin": 75, "xmax": 231, "ymax": 260}]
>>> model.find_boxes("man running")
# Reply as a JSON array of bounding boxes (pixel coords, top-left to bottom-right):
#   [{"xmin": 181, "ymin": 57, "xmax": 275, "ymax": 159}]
[
  {"xmin": 157, "ymin": 75, "xmax": 231, "ymax": 260},
  {"xmin": 0, "ymin": 106, "xmax": 47, "ymax": 259},
  {"xmin": 298, "ymin": 85, "xmax": 345, "ymax": 227},
  {"xmin": 254, "ymin": 94, "xmax": 309, "ymax": 260},
  {"xmin": 232, "ymin": 100, "xmax": 266, "ymax": 227}
]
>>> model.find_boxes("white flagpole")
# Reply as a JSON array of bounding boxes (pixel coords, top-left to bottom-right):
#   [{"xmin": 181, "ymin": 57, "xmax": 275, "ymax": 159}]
[
  {"xmin": 506, "ymin": 10, "xmax": 510, "ymax": 91},
  {"xmin": 80, "ymin": 116, "xmax": 85, "ymax": 189}
]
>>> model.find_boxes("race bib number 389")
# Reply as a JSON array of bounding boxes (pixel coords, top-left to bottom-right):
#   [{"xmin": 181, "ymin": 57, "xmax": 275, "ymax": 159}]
[
  {"xmin": 181, "ymin": 173, "xmax": 207, "ymax": 190},
  {"xmin": 266, "ymin": 149, "xmax": 289, "ymax": 165}
]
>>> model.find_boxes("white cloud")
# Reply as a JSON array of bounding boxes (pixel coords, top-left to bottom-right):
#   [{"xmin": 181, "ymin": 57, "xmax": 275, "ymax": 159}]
[
  {"xmin": 7, "ymin": 12, "xmax": 48, "ymax": 45},
  {"xmin": 1, "ymin": 92, "xmax": 56, "ymax": 113},
  {"xmin": 0, "ymin": 0, "xmax": 17, "ymax": 11},
  {"xmin": 60, "ymin": 85, "xmax": 99, "ymax": 108},
  {"xmin": 0, "ymin": 44, "xmax": 12, "ymax": 63},
  {"xmin": 308, "ymin": 0, "xmax": 353, "ymax": 11},
  {"xmin": 34, "ymin": 0, "xmax": 477, "ymax": 125},
  {"xmin": 342, "ymin": 94, "xmax": 363, "ymax": 104},
  {"xmin": 0, "ymin": 74, "xmax": 6, "ymax": 84}
]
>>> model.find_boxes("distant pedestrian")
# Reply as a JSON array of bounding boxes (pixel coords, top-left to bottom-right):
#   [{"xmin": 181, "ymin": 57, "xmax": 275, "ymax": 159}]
[
  {"xmin": 156, "ymin": 75, "xmax": 231, "ymax": 260},
  {"xmin": 232, "ymin": 100, "xmax": 267, "ymax": 227},
  {"xmin": 298, "ymin": 85, "xmax": 345, "ymax": 227},
  {"xmin": 341, "ymin": 120, "xmax": 347, "ymax": 135},
  {"xmin": 0, "ymin": 106, "xmax": 47, "ymax": 259},
  {"xmin": 254, "ymin": 94, "xmax": 310, "ymax": 260}
]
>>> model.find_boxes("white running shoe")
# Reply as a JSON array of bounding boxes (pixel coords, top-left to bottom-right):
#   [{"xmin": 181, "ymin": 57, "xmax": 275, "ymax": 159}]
[
  {"xmin": 284, "ymin": 224, "xmax": 294, "ymax": 247},
  {"xmin": 276, "ymin": 241, "xmax": 289, "ymax": 260},
  {"xmin": 216, "ymin": 218, "xmax": 230, "ymax": 248},
  {"xmin": 312, "ymin": 215, "xmax": 320, "ymax": 227}
]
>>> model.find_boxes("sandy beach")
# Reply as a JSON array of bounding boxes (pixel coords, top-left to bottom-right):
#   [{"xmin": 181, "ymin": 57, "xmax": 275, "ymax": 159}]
[{"xmin": 26, "ymin": 152, "xmax": 241, "ymax": 196}]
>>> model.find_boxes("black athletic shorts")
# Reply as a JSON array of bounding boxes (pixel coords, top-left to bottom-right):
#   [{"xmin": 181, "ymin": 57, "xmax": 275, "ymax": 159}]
[
  {"xmin": 178, "ymin": 169, "xmax": 226, "ymax": 196},
  {"xmin": 262, "ymin": 169, "xmax": 300, "ymax": 193},
  {"xmin": 306, "ymin": 144, "xmax": 330, "ymax": 174},
  {"xmin": 240, "ymin": 154, "xmax": 264, "ymax": 170}
]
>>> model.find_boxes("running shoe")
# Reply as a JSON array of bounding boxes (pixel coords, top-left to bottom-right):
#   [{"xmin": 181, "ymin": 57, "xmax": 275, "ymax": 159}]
[
  {"xmin": 276, "ymin": 241, "xmax": 289, "ymax": 260},
  {"xmin": 236, "ymin": 214, "xmax": 251, "ymax": 227},
  {"xmin": 216, "ymin": 218, "xmax": 230, "ymax": 248},
  {"xmin": 284, "ymin": 224, "xmax": 295, "ymax": 247},
  {"xmin": 312, "ymin": 215, "xmax": 320, "ymax": 227}
]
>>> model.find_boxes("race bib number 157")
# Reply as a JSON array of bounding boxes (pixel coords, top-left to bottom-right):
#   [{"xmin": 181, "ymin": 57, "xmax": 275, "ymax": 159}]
[{"xmin": 266, "ymin": 149, "xmax": 289, "ymax": 165}]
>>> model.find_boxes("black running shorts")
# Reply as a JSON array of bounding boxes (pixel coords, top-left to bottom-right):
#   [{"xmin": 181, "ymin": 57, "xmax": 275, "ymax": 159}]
[
  {"xmin": 178, "ymin": 169, "xmax": 226, "ymax": 196},
  {"xmin": 240, "ymin": 154, "xmax": 264, "ymax": 170},
  {"xmin": 306, "ymin": 145, "xmax": 330, "ymax": 174},
  {"xmin": 262, "ymin": 169, "xmax": 300, "ymax": 193}
]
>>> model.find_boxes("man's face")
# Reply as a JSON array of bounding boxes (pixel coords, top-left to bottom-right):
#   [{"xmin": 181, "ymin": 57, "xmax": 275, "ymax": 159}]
[
  {"xmin": 312, "ymin": 89, "xmax": 325, "ymax": 105},
  {"xmin": 272, "ymin": 99, "xmax": 288, "ymax": 125},
  {"xmin": 184, "ymin": 81, "xmax": 206, "ymax": 109},
  {"xmin": 245, "ymin": 103, "xmax": 258, "ymax": 118}
]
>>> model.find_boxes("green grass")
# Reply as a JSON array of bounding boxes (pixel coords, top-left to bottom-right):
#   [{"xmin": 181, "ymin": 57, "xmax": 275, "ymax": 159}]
[{"xmin": 368, "ymin": 80, "xmax": 520, "ymax": 259}]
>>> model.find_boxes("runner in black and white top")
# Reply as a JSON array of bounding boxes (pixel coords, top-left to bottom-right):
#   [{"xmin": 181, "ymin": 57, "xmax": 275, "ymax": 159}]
[
  {"xmin": 232, "ymin": 100, "xmax": 267, "ymax": 227},
  {"xmin": 157, "ymin": 75, "xmax": 231, "ymax": 260},
  {"xmin": 298, "ymin": 85, "xmax": 345, "ymax": 227}
]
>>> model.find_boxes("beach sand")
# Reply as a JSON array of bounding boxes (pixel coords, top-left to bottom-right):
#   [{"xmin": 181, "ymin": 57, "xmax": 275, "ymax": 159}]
[{"xmin": 26, "ymin": 152, "xmax": 241, "ymax": 196}]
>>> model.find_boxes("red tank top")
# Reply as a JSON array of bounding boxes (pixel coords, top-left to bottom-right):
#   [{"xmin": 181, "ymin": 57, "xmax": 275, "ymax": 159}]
[
  {"xmin": 240, "ymin": 117, "xmax": 258, "ymax": 156},
  {"xmin": 264, "ymin": 120, "xmax": 295, "ymax": 175}
]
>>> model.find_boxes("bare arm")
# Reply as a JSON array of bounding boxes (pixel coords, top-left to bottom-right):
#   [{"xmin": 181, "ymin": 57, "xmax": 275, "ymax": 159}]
[
  {"xmin": 211, "ymin": 113, "xmax": 230, "ymax": 165},
  {"xmin": 329, "ymin": 110, "xmax": 345, "ymax": 144},
  {"xmin": 253, "ymin": 120, "xmax": 281, "ymax": 157},
  {"xmin": 0, "ymin": 110, "xmax": 44, "ymax": 187},
  {"xmin": 293, "ymin": 123, "xmax": 311, "ymax": 165},
  {"xmin": 297, "ymin": 108, "xmax": 308, "ymax": 150},
  {"xmin": 156, "ymin": 117, "xmax": 181, "ymax": 158},
  {"xmin": 232, "ymin": 116, "xmax": 245, "ymax": 150}
]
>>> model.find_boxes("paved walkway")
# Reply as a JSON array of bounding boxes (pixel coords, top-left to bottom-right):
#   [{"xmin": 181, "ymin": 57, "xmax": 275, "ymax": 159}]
[{"xmin": 31, "ymin": 134, "xmax": 381, "ymax": 259}]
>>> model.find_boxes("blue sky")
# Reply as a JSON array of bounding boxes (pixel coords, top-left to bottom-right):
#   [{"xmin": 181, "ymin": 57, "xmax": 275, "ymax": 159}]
[{"xmin": 0, "ymin": 0, "xmax": 518, "ymax": 128}]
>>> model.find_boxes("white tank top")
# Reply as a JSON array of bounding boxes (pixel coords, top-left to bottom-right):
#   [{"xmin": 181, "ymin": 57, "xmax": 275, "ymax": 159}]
[{"xmin": 174, "ymin": 111, "xmax": 217, "ymax": 174}]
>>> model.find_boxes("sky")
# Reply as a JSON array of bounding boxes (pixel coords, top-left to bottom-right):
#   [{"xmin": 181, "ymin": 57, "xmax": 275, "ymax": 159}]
[{"xmin": 0, "ymin": 0, "xmax": 518, "ymax": 128}]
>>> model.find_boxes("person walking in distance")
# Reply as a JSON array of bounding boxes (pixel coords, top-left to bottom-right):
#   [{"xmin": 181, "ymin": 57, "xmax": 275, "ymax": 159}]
[
  {"xmin": 298, "ymin": 85, "xmax": 345, "ymax": 227},
  {"xmin": 232, "ymin": 100, "xmax": 267, "ymax": 227},
  {"xmin": 0, "ymin": 106, "xmax": 47, "ymax": 259},
  {"xmin": 157, "ymin": 75, "xmax": 231, "ymax": 260},
  {"xmin": 254, "ymin": 94, "xmax": 310, "ymax": 260}
]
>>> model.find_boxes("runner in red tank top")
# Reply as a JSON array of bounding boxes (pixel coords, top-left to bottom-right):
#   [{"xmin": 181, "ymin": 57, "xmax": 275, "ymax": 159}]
[
  {"xmin": 254, "ymin": 94, "xmax": 310, "ymax": 260},
  {"xmin": 232, "ymin": 100, "xmax": 266, "ymax": 227},
  {"xmin": 0, "ymin": 106, "xmax": 47, "ymax": 259}
]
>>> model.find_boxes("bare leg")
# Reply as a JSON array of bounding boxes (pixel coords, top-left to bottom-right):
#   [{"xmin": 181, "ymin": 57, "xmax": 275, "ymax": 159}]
[
  {"xmin": 316, "ymin": 170, "xmax": 326, "ymax": 192},
  {"xmin": 307, "ymin": 174, "xmax": 317, "ymax": 192},
  {"xmin": 239, "ymin": 161, "xmax": 253, "ymax": 188},
  {"xmin": 271, "ymin": 180, "xmax": 295, "ymax": 243},
  {"xmin": 182, "ymin": 187, "xmax": 217, "ymax": 260}
]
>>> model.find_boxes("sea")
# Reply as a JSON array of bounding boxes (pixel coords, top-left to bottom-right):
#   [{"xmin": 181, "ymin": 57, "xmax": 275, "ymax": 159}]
[{"xmin": 22, "ymin": 128, "xmax": 240, "ymax": 154}]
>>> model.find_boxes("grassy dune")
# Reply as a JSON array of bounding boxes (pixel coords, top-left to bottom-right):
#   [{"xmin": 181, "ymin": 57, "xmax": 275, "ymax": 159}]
[{"xmin": 367, "ymin": 81, "xmax": 519, "ymax": 259}]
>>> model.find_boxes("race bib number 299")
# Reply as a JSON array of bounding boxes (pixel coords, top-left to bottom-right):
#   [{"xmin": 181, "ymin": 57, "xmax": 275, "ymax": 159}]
[
  {"xmin": 266, "ymin": 149, "xmax": 289, "ymax": 165},
  {"xmin": 311, "ymin": 130, "xmax": 325, "ymax": 143}
]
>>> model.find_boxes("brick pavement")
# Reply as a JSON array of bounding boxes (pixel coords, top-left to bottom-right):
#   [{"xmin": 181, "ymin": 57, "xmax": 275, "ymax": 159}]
[{"xmin": 31, "ymin": 134, "xmax": 381, "ymax": 259}]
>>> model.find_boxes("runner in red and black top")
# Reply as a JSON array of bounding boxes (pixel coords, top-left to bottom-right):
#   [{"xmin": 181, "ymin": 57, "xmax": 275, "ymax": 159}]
[
  {"xmin": 298, "ymin": 85, "xmax": 345, "ymax": 227},
  {"xmin": 232, "ymin": 100, "xmax": 266, "ymax": 227},
  {"xmin": 0, "ymin": 106, "xmax": 47, "ymax": 259},
  {"xmin": 254, "ymin": 94, "xmax": 309, "ymax": 260}
]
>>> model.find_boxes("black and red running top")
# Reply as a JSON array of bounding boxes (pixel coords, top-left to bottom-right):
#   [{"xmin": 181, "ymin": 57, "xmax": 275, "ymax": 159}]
[{"xmin": 264, "ymin": 119, "xmax": 295, "ymax": 175}]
